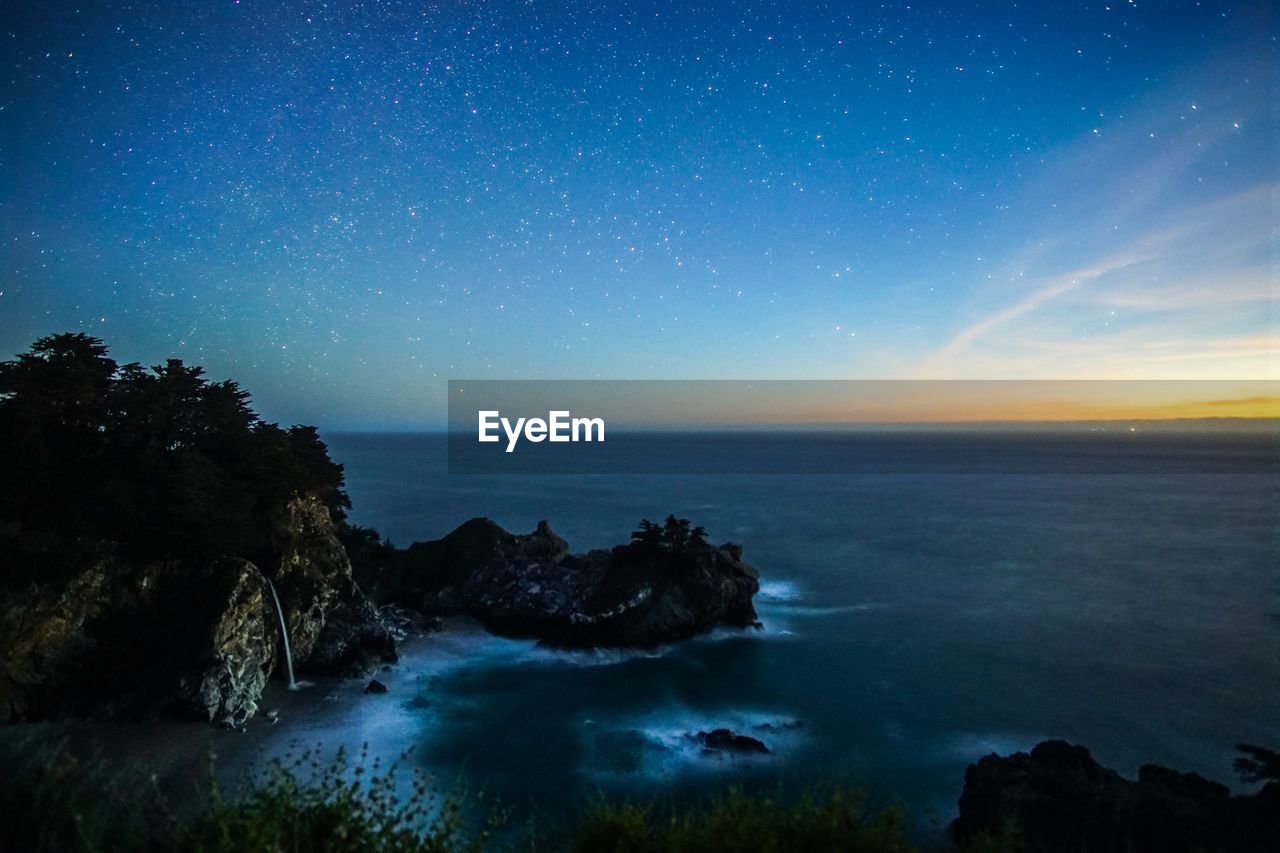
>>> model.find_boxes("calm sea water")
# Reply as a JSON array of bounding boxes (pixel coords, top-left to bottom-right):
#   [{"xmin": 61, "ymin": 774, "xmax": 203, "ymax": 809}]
[{"xmin": 253, "ymin": 431, "xmax": 1276, "ymax": 838}]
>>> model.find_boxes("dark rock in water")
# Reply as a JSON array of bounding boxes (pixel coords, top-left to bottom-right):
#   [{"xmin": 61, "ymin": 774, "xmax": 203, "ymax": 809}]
[
  {"xmin": 952, "ymin": 739, "xmax": 1280, "ymax": 853},
  {"xmin": 364, "ymin": 678, "xmax": 387, "ymax": 694},
  {"xmin": 696, "ymin": 728, "xmax": 770, "ymax": 754},
  {"xmin": 375, "ymin": 518, "xmax": 761, "ymax": 648}
]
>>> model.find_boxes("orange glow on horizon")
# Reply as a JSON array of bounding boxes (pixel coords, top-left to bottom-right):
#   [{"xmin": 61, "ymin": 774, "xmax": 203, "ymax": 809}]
[{"xmin": 790, "ymin": 395, "xmax": 1280, "ymax": 424}]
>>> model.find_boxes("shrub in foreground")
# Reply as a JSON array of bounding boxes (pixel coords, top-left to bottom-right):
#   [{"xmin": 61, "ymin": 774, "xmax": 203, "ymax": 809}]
[
  {"xmin": 181, "ymin": 746, "xmax": 502, "ymax": 853},
  {"xmin": 570, "ymin": 786, "xmax": 915, "ymax": 853},
  {"xmin": 0, "ymin": 733, "xmax": 940, "ymax": 852}
]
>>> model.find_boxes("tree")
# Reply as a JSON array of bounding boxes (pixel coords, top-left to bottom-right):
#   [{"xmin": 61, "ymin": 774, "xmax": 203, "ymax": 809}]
[
  {"xmin": 0, "ymin": 334, "xmax": 118, "ymax": 535},
  {"xmin": 628, "ymin": 516, "xmax": 708, "ymax": 552},
  {"xmin": 663, "ymin": 514, "xmax": 691, "ymax": 548},
  {"xmin": 1234, "ymin": 744, "xmax": 1280, "ymax": 785},
  {"xmin": 0, "ymin": 333, "xmax": 117, "ymax": 431},
  {"xmin": 0, "ymin": 334, "xmax": 352, "ymax": 584},
  {"xmin": 630, "ymin": 518, "xmax": 664, "ymax": 547},
  {"xmin": 286, "ymin": 426, "xmax": 351, "ymax": 520}
]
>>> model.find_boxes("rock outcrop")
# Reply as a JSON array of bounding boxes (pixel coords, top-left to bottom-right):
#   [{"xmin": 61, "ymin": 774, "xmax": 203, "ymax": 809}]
[
  {"xmin": 0, "ymin": 562, "xmax": 114, "ymax": 721},
  {"xmin": 305, "ymin": 599, "xmax": 402, "ymax": 677},
  {"xmin": 951, "ymin": 739, "xmax": 1280, "ymax": 853},
  {"xmin": 0, "ymin": 497, "xmax": 397, "ymax": 726},
  {"xmin": 175, "ymin": 558, "xmax": 276, "ymax": 727},
  {"xmin": 270, "ymin": 496, "xmax": 357, "ymax": 666},
  {"xmin": 3, "ymin": 509, "xmax": 762, "ymax": 723},
  {"xmin": 696, "ymin": 728, "xmax": 771, "ymax": 755},
  {"xmin": 370, "ymin": 518, "xmax": 761, "ymax": 648}
]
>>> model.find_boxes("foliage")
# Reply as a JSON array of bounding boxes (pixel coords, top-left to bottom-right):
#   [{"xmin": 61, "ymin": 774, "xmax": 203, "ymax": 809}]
[
  {"xmin": 569, "ymin": 785, "xmax": 915, "ymax": 853},
  {"xmin": 1234, "ymin": 744, "xmax": 1280, "ymax": 785},
  {"xmin": 628, "ymin": 515, "xmax": 708, "ymax": 552},
  {"xmin": 340, "ymin": 523, "xmax": 400, "ymax": 587},
  {"xmin": 0, "ymin": 333, "xmax": 350, "ymax": 584},
  {"xmin": 181, "ymin": 745, "xmax": 505, "ymax": 853},
  {"xmin": 0, "ymin": 730, "xmax": 158, "ymax": 852},
  {"xmin": 0, "ymin": 733, "xmax": 505, "ymax": 853},
  {"xmin": 585, "ymin": 516, "xmax": 717, "ymax": 610},
  {"xmin": 0, "ymin": 730, "xmax": 1047, "ymax": 853},
  {"xmin": 954, "ymin": 818, "xmax": 1023, "ymax": 853}
]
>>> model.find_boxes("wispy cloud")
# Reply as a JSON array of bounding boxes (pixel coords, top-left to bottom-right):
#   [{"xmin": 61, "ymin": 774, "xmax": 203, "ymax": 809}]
[
  {"xmin": 922, "ymin": 252, "xmax": 1151, "ymax": 367},
  {"xmin": 917, "ymin": 173, "xmax": 1274, "ymax": 378},
  {"xmin": 908, "ymin": 30, "xmax": 1275, "ymax": 382}
]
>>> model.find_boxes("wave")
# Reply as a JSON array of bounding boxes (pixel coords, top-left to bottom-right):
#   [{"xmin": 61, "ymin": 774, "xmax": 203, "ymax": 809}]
[
  {"xmin": 757, "ymin": 579, "xmax": 802, "ymax": 602},
  {"xmin": 760, "ymin": 602, "xmax": 888, "ymax": 617},
  {"xmin": 527, "ymin": 644, "xmax": 671, "ymax": 668},
  {"xmin": 578, "ymin": 705, "xmax": 806, "ymax": 781}
]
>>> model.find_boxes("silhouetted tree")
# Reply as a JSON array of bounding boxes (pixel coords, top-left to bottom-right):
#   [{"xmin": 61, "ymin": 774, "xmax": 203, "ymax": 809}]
[
  {"xmin": 627, "ymin": 516, "xmax": 708, "ymax": 554},
  {"xmin": 0, "ymin": 334, "xmax": 351, "ymax": 584},
  {"xmin": 1235, "ymin": 744, "xmax": 1280, "ymax": 784},
  {"xmin": 0, "ymin": 334, "xmax": 118, "ymax": 530},
  {"xmin": 663, "ymin": 514, "xmax": 691, "ymax": 547},
  {"xmin": 630, "ymin": 519, "xmax": 664, "ymax": 547},
  {"xmin": 286, "ymin": 425, "xmax": 350, "ymax": 521}
]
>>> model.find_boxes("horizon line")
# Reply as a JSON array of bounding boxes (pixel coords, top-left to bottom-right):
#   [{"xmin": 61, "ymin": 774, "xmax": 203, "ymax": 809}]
[{"xmin": 325, "ymin": 415, "xmax": 1279, "ymax": 434}]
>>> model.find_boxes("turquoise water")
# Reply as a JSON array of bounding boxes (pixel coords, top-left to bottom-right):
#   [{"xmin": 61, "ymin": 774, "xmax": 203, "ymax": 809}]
[{"xmin": 295, "ymin": 432, "xmax": 1276, "ymax": 833}]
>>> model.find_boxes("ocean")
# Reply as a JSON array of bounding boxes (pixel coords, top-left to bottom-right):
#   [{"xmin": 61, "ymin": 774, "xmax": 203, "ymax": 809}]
[{"xmin": 244, "ymin": 430, "xmax": 1277, "ymax": 840}]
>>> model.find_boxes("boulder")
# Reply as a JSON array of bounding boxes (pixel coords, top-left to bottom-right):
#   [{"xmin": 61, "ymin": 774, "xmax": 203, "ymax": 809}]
[
  {"xmin": 175, "ymin": 558, "xmax": 275, "ymax": 727},
  {"xmin": 305, "ymin": 599, "xmax": 400, "ymax": 677},
  {"xmin": 697, "ymin": 728, "xmax": 770, "ymax": 754}
]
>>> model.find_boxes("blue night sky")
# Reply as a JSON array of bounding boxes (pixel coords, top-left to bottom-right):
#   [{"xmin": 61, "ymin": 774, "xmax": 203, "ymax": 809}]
[{"xmin": 2, "ymin": 1, "xmax": 1275, "ymax": 428}]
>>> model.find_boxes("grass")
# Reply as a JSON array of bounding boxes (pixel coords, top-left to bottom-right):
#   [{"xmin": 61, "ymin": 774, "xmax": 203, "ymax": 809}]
[
  {"xmin": 568, "ymin": 786, "xmax": 916, "ymax": 853},
  {"xmin": 181, "ymin": 746, "xmax": 505, "ymax": 853},
  {"xmin": 0, "ymin": 731, "xmax": 160, "ymax": 852},
  {"xmin": 0, "ymin": 732, "xmax": 1005, "ymax": 852},
  {"xmin": 0, "ymin": 734, "xmax": 504, "ymax": 853}
]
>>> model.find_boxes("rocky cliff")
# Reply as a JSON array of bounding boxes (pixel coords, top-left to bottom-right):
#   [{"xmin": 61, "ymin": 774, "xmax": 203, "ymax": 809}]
[
  {"xmin": 2, "ymin": 509, "xmax": 763, "ymax": 725},
  {"xmin": 365, "ymin": 518, "xmax": 762, "ymax": 647},
  {"xmin": 0, "ymin": 497, "xmax": 399, "ymax": 727}
]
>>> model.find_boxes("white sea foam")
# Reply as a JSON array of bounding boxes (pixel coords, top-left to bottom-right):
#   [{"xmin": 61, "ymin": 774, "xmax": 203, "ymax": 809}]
[
  {"xmin": 578, "ymin": 705, "xmax": 806, "ymax": 782},
  {"xmin": 761, "ymin": 602, "xmax": 887, "ymax": 617},
  {"xmin": 527, "ymin": 643, "xmax": 671, "ymax": 668},
  {"xmin": 756, "ymin": 579, "xmax": 801, "ymax": 602}
]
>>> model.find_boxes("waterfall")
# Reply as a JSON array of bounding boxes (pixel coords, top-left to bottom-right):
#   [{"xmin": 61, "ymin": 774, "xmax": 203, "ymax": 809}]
[{"xmin": 265, "ymin": 577, "xmax": 298, "ymax": 690}]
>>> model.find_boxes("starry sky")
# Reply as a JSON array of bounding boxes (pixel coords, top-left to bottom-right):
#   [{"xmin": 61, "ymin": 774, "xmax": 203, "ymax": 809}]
[{"xmin": 3, "ymin": 1, "xmax": 1275, "ymax": 428}]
